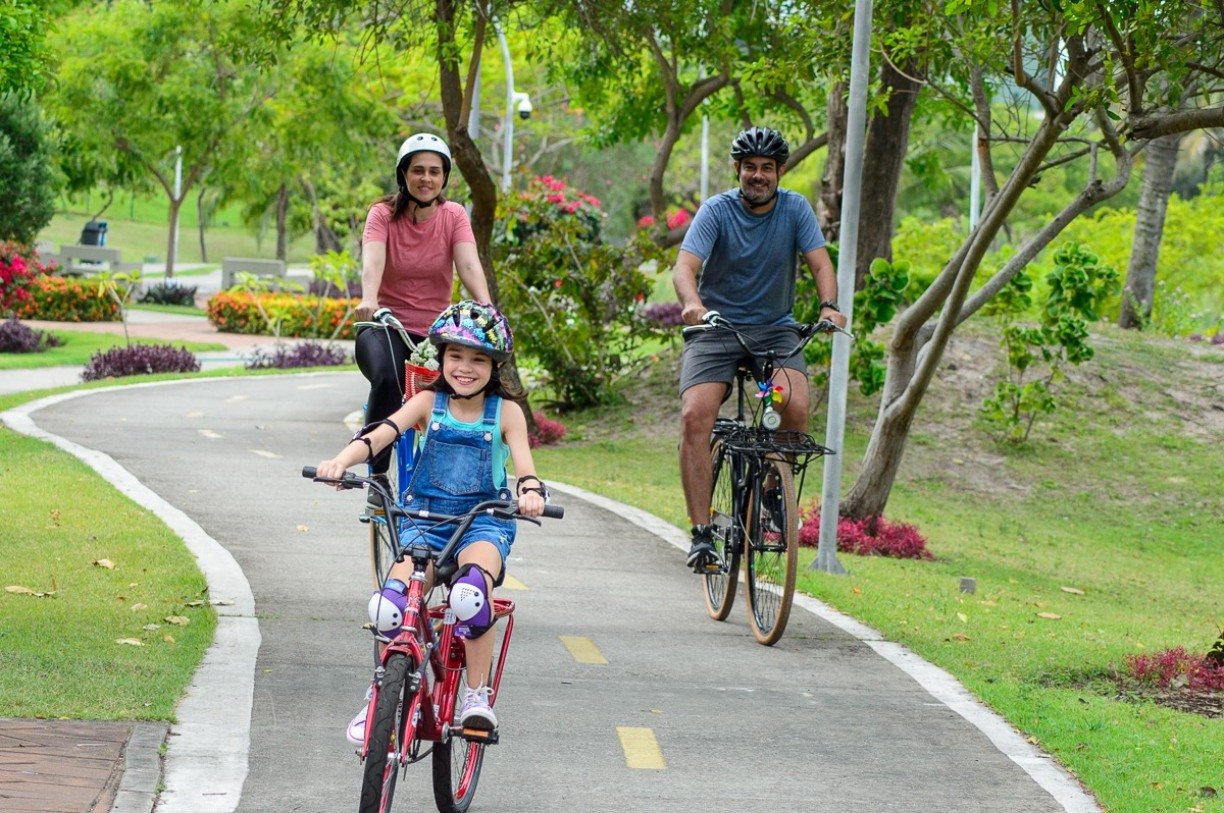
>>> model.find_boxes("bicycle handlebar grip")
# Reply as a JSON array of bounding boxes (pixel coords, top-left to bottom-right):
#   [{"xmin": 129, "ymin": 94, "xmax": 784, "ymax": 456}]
[
  {"xmin": 372, "ymin": 307, "xmax": 394, "ymax": 324},
  {"xmin": 542, "ymin": 504, "xmax": 565, "ymax": 520},
  {"xmin": 302, "ymin": 466, "xmax": 317, "ymax": 479}
]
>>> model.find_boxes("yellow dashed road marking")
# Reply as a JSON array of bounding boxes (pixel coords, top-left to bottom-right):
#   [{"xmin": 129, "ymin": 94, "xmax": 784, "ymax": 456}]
[
  {"xmin": 186, "ymin": 410, "xmax": 203, "ymax": 418},
  {"xmin": 250, "ymin": 449, "xmax": 282, "ymax": 459},
  {"xmin": 560, "ymin": 635, "xmax": 608, "ymax": 665},
  {"xmin": 198, "ymin": 429, "xmax": 222, "ymax": 439},
  {"xmin": 501, "ymin": 574, "xmax": 528, "ymax": 591},
  {"xmin": 616, "ymin": 727, "xmax": 665, "ymax": 770},
  {"xmin": 297, "ymin": 383, "xmax": 335, "ymax": 390}
]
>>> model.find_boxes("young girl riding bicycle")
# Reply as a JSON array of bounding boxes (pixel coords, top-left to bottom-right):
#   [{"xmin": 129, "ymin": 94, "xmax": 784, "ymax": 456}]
[{"xmin": 314, "ymin": 301, "xmax": 547, "ymax": 740}]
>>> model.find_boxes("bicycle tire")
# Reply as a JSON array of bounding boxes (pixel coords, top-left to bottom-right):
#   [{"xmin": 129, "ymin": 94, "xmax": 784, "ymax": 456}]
[
  {"xmin": 703, "ymin": 438, "xmax": 740, "ymax": 620},
  {"xmin": 743, "ymin": 457, "xmax": 798, "ymax": 645},
  {"xmin": 359, "ymin": 653, "xmax": 414, "ymax": 813},
  {"xmin": 431, "ymin": 668, "xmax": 487, "ymax": 813}
]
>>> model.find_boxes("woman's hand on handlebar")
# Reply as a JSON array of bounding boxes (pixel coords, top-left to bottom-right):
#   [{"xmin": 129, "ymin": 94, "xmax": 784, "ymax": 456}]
[{"xmin": 356, "ymin": 300, "xmax": 379, "ymax": 322}]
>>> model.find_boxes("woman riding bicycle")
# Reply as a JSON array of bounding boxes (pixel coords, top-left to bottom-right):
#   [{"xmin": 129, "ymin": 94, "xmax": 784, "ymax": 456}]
[
  {"xmin": 357, "ymin": 133, "xmax": 492, "ymax": 488},
  {"xmin": 316, "ymin": 301, "xmax": 546, "ymax": 740},
  {"xmin": 672, "ymin": 126, "xmax": 847, "ymax": 572}
]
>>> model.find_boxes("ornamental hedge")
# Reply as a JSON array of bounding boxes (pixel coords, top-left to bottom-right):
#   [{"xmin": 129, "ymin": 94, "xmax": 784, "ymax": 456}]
[
  {"xmin": 206, "ymin": 291, "xmax": 358, "ymax": 339},
  {"xmin": 12, "ymin": 274, "xmax": 121, "ymax": 322}
]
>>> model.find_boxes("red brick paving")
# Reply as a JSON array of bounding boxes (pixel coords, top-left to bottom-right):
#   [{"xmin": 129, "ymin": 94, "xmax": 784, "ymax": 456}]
[{"xmin": 0, "ymin": 719, "xmax": 131, "ymax": 813}]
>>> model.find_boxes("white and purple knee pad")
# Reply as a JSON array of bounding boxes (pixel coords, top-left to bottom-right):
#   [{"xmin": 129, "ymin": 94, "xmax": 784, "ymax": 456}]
[
  {"xmin": 449, "ymin": 564, "xmax": 495, "ymax": 639},
  {"xmin": 367, "ymin": 578, "xmax": 408, "ymax": 637}
]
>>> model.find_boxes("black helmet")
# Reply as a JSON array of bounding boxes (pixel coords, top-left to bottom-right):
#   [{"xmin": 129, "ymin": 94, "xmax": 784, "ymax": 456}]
[{"xmin": 730, "ymin": 126, "xmax": 790, "ymax": 165}]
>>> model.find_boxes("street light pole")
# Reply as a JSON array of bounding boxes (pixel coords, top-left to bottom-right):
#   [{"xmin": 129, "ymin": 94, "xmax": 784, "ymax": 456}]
[
  {"xmin": 497, "ymin": 24, "xmax": 514, "ymax": 193},
  {"xmin": 171, "ymin": 145, "xmax": 182, "ymax": 278}
]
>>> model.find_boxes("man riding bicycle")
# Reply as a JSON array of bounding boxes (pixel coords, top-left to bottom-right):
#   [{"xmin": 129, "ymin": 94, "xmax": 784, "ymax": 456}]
[{"xmin": 673, "ymin": 126, "xmax": 847, "ymax": 572}]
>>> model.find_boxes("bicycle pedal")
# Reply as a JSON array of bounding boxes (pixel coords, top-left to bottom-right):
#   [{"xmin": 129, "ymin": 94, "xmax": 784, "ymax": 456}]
[{"xmin": 460, "ymin": 727, "xmax": 499, "ymax": 744}]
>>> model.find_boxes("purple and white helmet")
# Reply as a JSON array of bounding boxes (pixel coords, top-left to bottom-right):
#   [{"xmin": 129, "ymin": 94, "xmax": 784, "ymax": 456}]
[{"xmin": 428, "ymin": 300, "xmax": 514, "ymax": 361}]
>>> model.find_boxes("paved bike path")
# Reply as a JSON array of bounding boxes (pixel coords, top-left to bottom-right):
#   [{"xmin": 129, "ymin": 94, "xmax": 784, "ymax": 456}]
[{"xmin": 17, "ymin": 373, "xmax": 1097, "ymax": 812}]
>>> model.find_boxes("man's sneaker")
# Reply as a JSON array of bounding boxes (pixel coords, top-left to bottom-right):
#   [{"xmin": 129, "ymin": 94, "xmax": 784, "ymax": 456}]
[
  {"xmin": 762, "ymin": 487, "xmax": 785, "ymax": 534},
  {"xmin": 346, "ymin": 685, "xmax": 374, "ymax": 745},
  {"xmin": 459, "ymin": 684, "xmax": 498, "ymax": 731},
  {"xmin": 686, "ymin": 525, "xmax": 719, "ymax": 572},
  {"xmin": 367, "ymin": 474, "xmax": 391, "ymax": 508}
]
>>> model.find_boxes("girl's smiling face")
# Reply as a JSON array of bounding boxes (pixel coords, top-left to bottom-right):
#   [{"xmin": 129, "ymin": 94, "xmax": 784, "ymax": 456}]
[{"xmin": 441, "ymin": 344, "xmax": 493, "ymax": 396}]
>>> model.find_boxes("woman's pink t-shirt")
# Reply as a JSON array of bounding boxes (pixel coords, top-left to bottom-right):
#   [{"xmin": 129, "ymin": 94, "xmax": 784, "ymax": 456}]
[{"xmin": 363, "ymin": 200, "xmax": 476, "ymax": 334}]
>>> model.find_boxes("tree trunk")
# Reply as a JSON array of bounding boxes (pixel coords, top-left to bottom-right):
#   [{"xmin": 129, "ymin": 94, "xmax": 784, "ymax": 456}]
[
  {"xmin": 817, "ymin": 81, "xmax": 847, "ymax": 241},
  {"xmin": 275, "ymin": 183, "xmax": 288, "ymax": 262},
  {"xmin": 1118, "ymin": 132, "xmax": 1182, "ymax": 329},
  {"xmin": 856, "ymin": 60, "xmax": 920, "ymax": 288},
  {"xmin": 196, "ymin": 185, "xmax": 208, "ymax": 263}
]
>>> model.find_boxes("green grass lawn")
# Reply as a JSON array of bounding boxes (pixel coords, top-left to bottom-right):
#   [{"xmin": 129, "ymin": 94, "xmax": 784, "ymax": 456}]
[
  {"xmin": 38, "ymin": 211, "xmax": 317, "ymax": 266},
  {"xmin": 0, "ymin": 329, "xmax": 226, "ymax": 370}
]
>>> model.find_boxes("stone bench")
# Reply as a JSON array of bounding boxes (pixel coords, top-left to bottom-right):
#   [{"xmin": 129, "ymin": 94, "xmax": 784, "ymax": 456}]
[
  {"xmin": 221, "ymin": 257, "xmax": 287, "ymax": 290},
  {"xmin": 50, "ymin": 244, "xmax": 141, "ymax": 276}
]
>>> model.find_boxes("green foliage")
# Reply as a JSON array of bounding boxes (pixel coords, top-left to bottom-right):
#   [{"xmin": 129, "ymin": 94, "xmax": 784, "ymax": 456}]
[
  {"xmin": 492, "ymin": 176, "xmax": 670, "ymax": 408},
  {"xmin": 91, "ymin": 269, "xmax": 142, "ymax": 346},
  {"xmin": 0, "ymin": 93, "xmax": 60, "ymax": 243},
  {"xmin": 891, "ymin": 216, "xmax": 962, "ymax": 301},
  {"xmin": 0, "ymin": 0, "xmax": 59, "ymax": 95},
  {"xmin": 979, "ymin": 243, "xmax": 1119, "ymax": 443},
  {"xmin": 797, "ymin": 253, "xmax": 908, "ymax": 397}
]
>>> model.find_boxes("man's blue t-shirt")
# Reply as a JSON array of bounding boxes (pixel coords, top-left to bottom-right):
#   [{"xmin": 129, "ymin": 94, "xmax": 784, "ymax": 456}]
[{"xmin": 680, "ymin": 188, "xmax": 826, "ymax": 325}]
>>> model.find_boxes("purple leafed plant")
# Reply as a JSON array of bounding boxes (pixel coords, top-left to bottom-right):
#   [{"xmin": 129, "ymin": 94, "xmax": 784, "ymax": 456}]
[
  {"xmin": 799, "ymin": 508, "xmax": 933, "ymax": 560},
  {"xmin": 81, "ymin": 344, "xmax": 200, "ymax": 381},
  {"xmin": 528, "ymin": 411, "xmax": 567, "ymax": 448},
  {"xmin": 1125, "ymin": 647, "xmax": 1224, "ymax": 692},
  {"xmin": 642, "ymin": 301, "xmax": 684, "ymax": 328},
  {"xmin": 244, "ymin": 341, "xmax": 350, "ymax": 370},
  {"xmin": 0, "ymin": 316, "xmax": 64, "ymax": 353}
]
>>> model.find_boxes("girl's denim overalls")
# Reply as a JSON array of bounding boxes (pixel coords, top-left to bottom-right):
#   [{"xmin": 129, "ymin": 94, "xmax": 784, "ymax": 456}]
[{"xmin": 401, "ymin": 392, "xmax": 515, "ymax": 561}]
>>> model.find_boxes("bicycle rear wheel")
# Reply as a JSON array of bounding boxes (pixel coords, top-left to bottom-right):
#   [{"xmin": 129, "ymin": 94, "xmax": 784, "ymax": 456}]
[
  {"xmin": 359, "ymin": 653, "xmax": 415, "ymax": 813},
  {"xmin": 743, "ymin": 457, "xmax": 798, "ymax": 645},
  {"xmin": 703, "ymin": 439, "xmax": 740, "ymax": 620},
  {"xmin": 431, "ymin": 668, "xmax": 487, "ymax": 813}
]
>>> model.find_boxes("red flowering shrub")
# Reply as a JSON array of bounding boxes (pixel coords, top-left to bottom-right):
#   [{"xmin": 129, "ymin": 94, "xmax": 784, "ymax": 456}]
[
  {"xmin": 206, "ymin": 291, "xmax": 358, "ymax": 339},
  {"xmin": 1125, "ymin": 647, "xmax": 1224, "ymax": 693},
  {"xmin": 528, "ymin": 411, "xmax": 567, "ymax": 448},
  {"xmin": 636, "ymin": 206, "xmax": 694, "ymax": 231},
  {"xmin": 0, "ymin": 241, "xmax": 57, "ymax": 315},
  {"xmin": 798, "ymin": 507, "xmax": 933, "ymax": 560}
]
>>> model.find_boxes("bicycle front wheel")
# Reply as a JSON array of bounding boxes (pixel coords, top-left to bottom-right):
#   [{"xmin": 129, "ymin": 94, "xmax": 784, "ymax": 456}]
[
  {"xmin": 360, "ymin": 653, "xmax": 414, "ymax": 813},
  {"xmin": 431, "ymin": 669, "xmax": 487, "ymax": 813},
  {"xmin": 703, "ymin": 439, "xmax": 740, "ymax": 620},
  {"xmin": 743, "ymin": 457, "xmax": 798, "ymax": 645}
]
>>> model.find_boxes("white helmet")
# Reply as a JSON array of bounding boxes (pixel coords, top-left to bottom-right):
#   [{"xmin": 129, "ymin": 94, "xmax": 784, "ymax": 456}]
[{"xmin": 396, "ymin": 132, "xmax": 452, "ymax": 192}]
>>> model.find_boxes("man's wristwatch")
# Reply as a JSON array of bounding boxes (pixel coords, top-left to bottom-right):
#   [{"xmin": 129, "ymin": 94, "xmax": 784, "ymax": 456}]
[{"xmin": 819, "ymin": 300, "xmax": 841, "ymax": 313}]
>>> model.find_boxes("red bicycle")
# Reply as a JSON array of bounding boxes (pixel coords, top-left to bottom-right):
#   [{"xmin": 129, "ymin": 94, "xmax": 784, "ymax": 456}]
[{"xmin": 303, "ymin": 467, "xmax": 563, "ymax": 813}]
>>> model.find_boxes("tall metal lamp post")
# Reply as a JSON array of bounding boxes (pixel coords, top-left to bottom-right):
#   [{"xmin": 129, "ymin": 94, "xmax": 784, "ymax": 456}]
[{"xmin": 495, "ymin": 24, "xmax": 532, "ymax": 193}]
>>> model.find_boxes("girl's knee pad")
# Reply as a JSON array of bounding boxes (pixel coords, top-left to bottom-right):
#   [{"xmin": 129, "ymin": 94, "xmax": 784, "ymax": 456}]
[
  {"xmin": 449, "ymin": 563, "xmax": 494, "ymax": 639},
  {"xmin": 367, "ymin": 578, "xmax": 408, "ymax": 636}
]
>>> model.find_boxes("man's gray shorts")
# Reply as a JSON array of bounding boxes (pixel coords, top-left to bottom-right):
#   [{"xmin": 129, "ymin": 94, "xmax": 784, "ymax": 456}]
[{"xmin": 678, "ymin": 323, "xmax": 808, "ymax": 395}]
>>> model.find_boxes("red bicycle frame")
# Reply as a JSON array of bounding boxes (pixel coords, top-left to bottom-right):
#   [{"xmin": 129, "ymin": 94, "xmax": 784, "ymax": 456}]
[{"xmin": 358, "ymin": 566, "xmax": 517, "ymax": 764}]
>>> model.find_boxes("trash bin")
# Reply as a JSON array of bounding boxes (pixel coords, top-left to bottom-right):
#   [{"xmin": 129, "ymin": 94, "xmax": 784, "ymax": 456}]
[{"xmin": 80, "ymin": 220, "xmax": 108, "ymax": 246}]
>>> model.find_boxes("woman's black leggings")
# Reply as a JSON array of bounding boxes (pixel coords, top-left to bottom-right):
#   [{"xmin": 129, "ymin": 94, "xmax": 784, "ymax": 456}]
[{"xmin": 354, "ymin": 325, "xmax": 426, "ymax": 475}]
